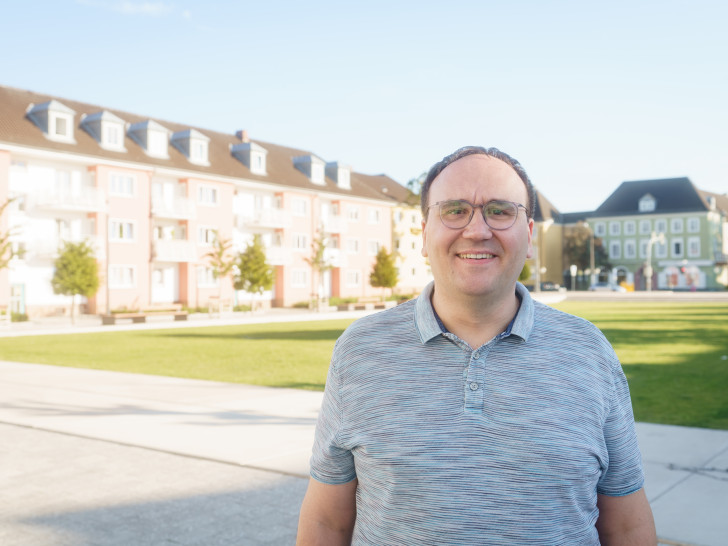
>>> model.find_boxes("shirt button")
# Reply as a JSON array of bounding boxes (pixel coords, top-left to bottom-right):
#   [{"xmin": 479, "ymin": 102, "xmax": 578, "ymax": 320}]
[{"xmin": 469, "ymin": 382, "xmax": 479, "ymax": 391}]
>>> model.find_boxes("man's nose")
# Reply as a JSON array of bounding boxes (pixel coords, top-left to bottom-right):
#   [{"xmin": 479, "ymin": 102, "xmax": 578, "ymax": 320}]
[{"xmin": 462, "ymin": 207, "xmax": 493, "ymax": 238}]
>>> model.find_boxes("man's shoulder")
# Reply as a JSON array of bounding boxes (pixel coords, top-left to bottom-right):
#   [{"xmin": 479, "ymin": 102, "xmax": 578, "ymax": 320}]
[{"xmin": 531, "ymin": 300, "xmax": 608, "ymax": 339}]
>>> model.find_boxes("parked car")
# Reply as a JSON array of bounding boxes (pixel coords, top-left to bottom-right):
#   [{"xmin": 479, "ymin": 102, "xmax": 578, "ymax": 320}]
[{"xmin": 589, "ymin": 282, "xmax": 627, "ymax": 293}]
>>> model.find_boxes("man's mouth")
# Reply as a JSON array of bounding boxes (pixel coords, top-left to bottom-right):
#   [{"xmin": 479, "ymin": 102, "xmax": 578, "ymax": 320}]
[{"xmin": 458, "ymin": 253, "xmax": 495, "ymax": 259}]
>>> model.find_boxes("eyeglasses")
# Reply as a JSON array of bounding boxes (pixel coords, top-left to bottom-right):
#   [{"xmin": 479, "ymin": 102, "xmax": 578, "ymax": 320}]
[{"xmin": 427, "ymin": 199, "xmax": 527, "ymax": 230}]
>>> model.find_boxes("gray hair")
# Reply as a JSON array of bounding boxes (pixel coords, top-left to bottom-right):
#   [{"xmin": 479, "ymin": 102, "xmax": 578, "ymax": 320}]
[{"xmin": 420, "ymin": 146, "xmax": 536, "ymax": 221}]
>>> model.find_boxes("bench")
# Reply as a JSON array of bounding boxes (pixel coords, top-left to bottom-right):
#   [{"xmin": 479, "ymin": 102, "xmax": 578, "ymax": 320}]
[
  {"xmin": 336, "ymin": 300, "xmax": 397, "ymax": 311},
  {"xmin": 101, "ymin": 309, "xmax": 188, "ymax": 325}
]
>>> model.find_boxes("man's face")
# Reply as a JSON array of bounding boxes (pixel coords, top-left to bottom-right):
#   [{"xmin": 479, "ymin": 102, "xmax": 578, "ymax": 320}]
[{"xmin": 421, "ymin": 154, "xmax": 533, "ymax": 302}]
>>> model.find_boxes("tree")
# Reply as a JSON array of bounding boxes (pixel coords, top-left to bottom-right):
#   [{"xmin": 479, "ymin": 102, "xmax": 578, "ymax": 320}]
[
  {"xmin": 370, "ymin": 247, "xmax": 399, "ymax": 299},
  {"xmin": 305, "ymin": 231, "xmax": 332, "ymax": 310},
  {"xmin": 51, "ymin": 241, "xmax": 99, "ymax": 324},
  {"xmin": 563, "ymin": 223, "xmax": 610, "ymax": 273},
  {"xmin": 519, "ymin": 261, "xmax": 531, "ymax": 283},
  {"xmin": 205, "ymin": 230, "xmax": 235, "ymax": 298},
  {"xmin": 234, "ymin": 234, "xmax": 274, "ymax": 311},
  {"xmin": 0, "ymin": 198, "xmax": 18, "ymax": 273},
  {"xmin": 406, "ymin": 171, "xmax": 427, "ymax": 196}
]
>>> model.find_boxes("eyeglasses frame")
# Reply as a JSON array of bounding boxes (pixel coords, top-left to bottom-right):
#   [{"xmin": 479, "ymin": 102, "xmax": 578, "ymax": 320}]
[{"xmin": 426, "ymin": 199, "xmax": 529, "ymax": 231}]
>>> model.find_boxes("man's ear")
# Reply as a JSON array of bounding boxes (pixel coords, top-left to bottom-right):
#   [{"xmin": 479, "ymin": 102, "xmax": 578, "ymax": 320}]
[{"xmin": 421, "ymin": 220, "xmax": 428, "ymax": 258}]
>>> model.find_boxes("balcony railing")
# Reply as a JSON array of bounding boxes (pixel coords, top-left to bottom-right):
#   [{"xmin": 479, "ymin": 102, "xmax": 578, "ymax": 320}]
[
  {"xmin": 152, "ymin": 196, "xmax": 196, "ymax": 220},
  {"xmin": 153, "ymin": 239, "xmax": 196, "ymax": 262},
  {"xmin": 324, "ymin": 248, "xmax": 347, "ymax": 268},
  {"xmin": 265, "ymin": 246, "xmax": 293, "ymax": 266},
  {"xmin": 27, "ymin": 235, "xmax": 102, "ymax": 260},
  {"xmin": 238, "ymin": 209, "xmax": 292, "ymax": 229},
  {"xmin": 29, "ymin": 188, "xmax": 106, "ymax": 213},
  {"xmin": 322, "ymin": 215, "xmax": 348, "ymax": 234}
]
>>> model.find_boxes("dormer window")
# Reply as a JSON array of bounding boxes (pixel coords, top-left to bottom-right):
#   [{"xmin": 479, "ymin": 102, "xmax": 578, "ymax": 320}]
[
  {"xmin": 231, "ymin": 141, "xmax": 268, "ymax": 175},
  {"xmin": 326, "ymin": 162, "xmax": 351, "ymax": 190},
  {"xmin": 128, "ymin": 120, "xmax": 170, "ymax": 159},
  {"xmin": 26, "ymin": 100, "xmax": 76, "ymax": 143},
  {"xmin": 171, "ymin": 129, "xmax": 210, "ymax": 166},
  {"xmin": 80, "ymin": 110, "xmax": 126, "ymax": 151},
  {"xmin": 638, "ymin": 193, "xmax": 656, "ymax": 213},
  {"xmin": 293, "ymin": 154, "xmax": 326, "ymax": 185}
]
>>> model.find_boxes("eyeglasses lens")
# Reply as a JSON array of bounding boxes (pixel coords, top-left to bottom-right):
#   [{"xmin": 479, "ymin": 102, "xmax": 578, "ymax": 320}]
[{"xmin": 439, "ymin": 200, "xmax": 518, "ymax": 230}]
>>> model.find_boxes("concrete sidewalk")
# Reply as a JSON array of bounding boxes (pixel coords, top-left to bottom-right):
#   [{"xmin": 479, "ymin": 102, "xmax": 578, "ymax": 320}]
[{"xmin": 1, "ymin": 359, "xmax": 727, "ymax": 545}]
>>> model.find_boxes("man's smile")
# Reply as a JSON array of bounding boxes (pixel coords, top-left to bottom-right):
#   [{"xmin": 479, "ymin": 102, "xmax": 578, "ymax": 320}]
[{"xmin": 458, "ymin": 253, "xmax": 495, "ymax": 259}]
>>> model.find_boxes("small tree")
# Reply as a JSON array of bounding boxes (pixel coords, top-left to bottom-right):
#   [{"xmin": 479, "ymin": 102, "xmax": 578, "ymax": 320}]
[
  {"xmin": 519, "ymin": 261, "xmax": 532, "ymax": 283},
  {"xmin": 370, "ymin": 247, "xmax": 399, "ymax": 300},
  {"xmin": 305, "ymin": 231, "xmax": 332, "ymax": 310},
  {"xmin": 205, "ymin": 231, "xmax": 235, "ymax": 298},
  {"xmin": 0, "ymin": 199, "xmax": 15, "ymax": 273},
  {"xmin": 51, "ymin": 241, "xmax": 99, "ymax": 324},
  {"xmin": 235, "ymin": 234, "xmax": 274, "ymax": 311}
]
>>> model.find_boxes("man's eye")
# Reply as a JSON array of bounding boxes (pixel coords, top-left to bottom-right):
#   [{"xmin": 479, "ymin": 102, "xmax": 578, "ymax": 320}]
[{"xmin": 444, "ymin": 207, "xmax": 468, "ymax": 216}]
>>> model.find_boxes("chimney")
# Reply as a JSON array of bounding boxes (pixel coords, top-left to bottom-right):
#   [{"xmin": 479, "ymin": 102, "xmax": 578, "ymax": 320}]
[{"xmin": 235, "ymin": 129, "xmax": 249, "ymax": 143}]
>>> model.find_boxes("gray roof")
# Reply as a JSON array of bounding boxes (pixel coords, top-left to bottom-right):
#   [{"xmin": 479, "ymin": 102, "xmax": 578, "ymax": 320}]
[
  {"xmin": 0, "ymin": 85, "xmax": 406, "ymax": 203},
  {"xmin": 595, "ymin": 177, "xmax": 710, "ymax": 216}
]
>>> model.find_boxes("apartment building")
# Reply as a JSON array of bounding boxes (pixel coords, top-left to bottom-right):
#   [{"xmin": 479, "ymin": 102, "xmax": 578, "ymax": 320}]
[{"xmin": 0, "ymin": 86, "xmax": 413, "ymax": 317}]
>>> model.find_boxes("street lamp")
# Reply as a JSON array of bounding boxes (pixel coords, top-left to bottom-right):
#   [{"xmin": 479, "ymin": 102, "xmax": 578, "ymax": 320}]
[
  {"xmin": 582, "ymin": 221, "xmax": 596, "ymax": 288},
  {"xmin": 644, "ymin": 231, "xmax": 665, "ymax": 292}
]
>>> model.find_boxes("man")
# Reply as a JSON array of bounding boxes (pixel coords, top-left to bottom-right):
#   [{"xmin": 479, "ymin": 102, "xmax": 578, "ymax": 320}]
[{"xmin": 297, "ymin": 146, "xmax": 656, "ymax": 545}]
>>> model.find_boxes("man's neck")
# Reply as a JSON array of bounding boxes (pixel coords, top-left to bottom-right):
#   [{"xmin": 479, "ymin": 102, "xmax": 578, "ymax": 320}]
[{"xmin": 431, "ymin": 286, "xmax": 520, "ymax": 350}]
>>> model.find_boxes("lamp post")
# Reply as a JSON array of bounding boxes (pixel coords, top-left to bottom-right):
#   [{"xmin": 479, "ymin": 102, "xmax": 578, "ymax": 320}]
[
  {"xmin": 581, "ymin": 221, "xmax": 596, "ymax": 288},
  {"xmin": 644, "ymin": 231, "xmax": 665, "ymax": 291}
]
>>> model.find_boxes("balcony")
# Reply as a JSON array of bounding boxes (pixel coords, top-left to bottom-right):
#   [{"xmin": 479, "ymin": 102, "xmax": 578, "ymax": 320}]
[
  {"xmin": 152, "ymin": 196, "xmax": 196, "ymax": 220},
  {"xmin": 238, "ymin": 209, "xmax": 291, "ymax": 229},
  {"xmin": 324, "ymin": 248, "xmax": 347, "ymax": 268},
  {"xmin": 265, "ymin": 246, "xmax": 293, "ymax": 266},
  {"xmin": 322, "ymin": 215, "xmax": 348, "ymax": 234},
  {"xmin": 29, "ymin": 188, "xmax": 106, "ymax": 213},
  {"xmin": 153, "ymin": 239, "xmax": 196, "ymax": 262},
  {"xmin": 27, "ymin": 235, "xmax": 102, "ymax": 260}
]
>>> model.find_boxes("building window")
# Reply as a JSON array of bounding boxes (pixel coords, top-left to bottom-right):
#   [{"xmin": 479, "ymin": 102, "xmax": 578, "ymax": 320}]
[
  {"xmin": 624, "ymin": 221, "xmax": 636, "ymax": 235},
  {"xmin": 105, "ymin": 124, "xmax": 122, "ymax": 147},
  {"xmin": 110, "ymin": 265, "xmax": 135, "ymax": 288},
  {"xmin": 624, "ymin": 240, "xmax": 636, "ymax": 259},
  {"xmin": 53, "ymin": 115, "xmax": 71, "ymax": 138},
  {"xmin": 292, "ymin": 233, "xmax": 308, "ymax": 250},
  {"xmin": 347, "ymin": 206, "xmax": 360, "ymax": 221},
  {"xmin": 368, "ymin": 240, "xmax": 380, "ymax": 256},
  {"xmin": 671, "ymin": 218, "xmax": 683, "ymax": 233},
  {"xmin": 688, "ymin": 237, "xmax": 701, "ymax": 258},
  {"xmin": 671, "ymin": 238, "xmax": 684, "ymax": 258},
  {"xmin": 687, "ymin": 218, "xmax": 700, "ymax": 233},
  {"xmin": 311, "ymin": 163, "xmax": 325, "ymax": 184},
  {"xmin": 148, "ymin": 131, "xmax": 167, "ymax": 156},
  {"xmin": 198, "ymin": 226, "xmax": 217, "ymax": 245},
  {"xmin": 197, "ymin": 266, "xmax": 218, "ymax": 287},
  {"xmin": 609, "ymin": 241, "xmax": 621, "ymax": 259},
  {"xmin": 594, "ymin": 223, "xmax": 606, "ymax": 237},
  {"xmin": 346, "ymin": 238, "xmax": 359, "ymax": 253},
  {"xmin": 198, "ymin": 185, "xmax": 218, "ymax": 205},
  {"xmin": 368, "ymin": 208, "xmax": 381, "ymax": 224},
  {"xmin": 655, "ymin": 219, "xmax": 667, "ymax": 234},
  {"xmin": 109, "ymin": 173, "xmax": 135, "ymax": 196},
  {"xmin": 292, "ymin": 198, "xmax": 308, "ymax": 216},
  {"xmin": 639, "ymin": 194, "xmax": 656, "ymax": 212},
  {"xmin": 191, "ymin": 141, "xmax": 208, "ymax": 163},
  {"xmin": 346, "ymin": 270, "xmax": 361, "ymax": 287},
  {"xmin": 291, "ymin": 269, "xmax": 308, "ymax": 287},
  {"xmin": 655, "ymin": 241, "xmax": 668, "ymax": 259},
  {"xmin": 639, "ymin": 239, "xmax": 649, "ymax": 259},
  {"xmin": 609, "ymin": 222, "xmax": 621, "ymax": 236},
  {"xmin": 639, "ymin": 220, "xmax": 651, "ymax": 235},
  {"xmin": 109, "ymin": 220, "xmax": 135, "ymax": 241}
]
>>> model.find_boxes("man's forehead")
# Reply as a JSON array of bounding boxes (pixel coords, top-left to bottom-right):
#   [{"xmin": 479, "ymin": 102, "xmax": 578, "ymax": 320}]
[{"xmin": 433, "ymin": 154, "xmax": 525, "ymax": 194}]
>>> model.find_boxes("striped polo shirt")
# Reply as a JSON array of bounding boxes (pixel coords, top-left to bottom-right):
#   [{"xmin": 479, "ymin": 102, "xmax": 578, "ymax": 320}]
[{"xmin": 310, "ymin": 282, "xmax": 645, "ymax": 545}]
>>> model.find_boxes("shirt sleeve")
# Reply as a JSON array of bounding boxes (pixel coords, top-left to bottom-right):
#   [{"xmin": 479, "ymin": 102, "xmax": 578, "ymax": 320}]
[
  {"xmin": 596, "ymin": 350, "xmax": 645, "ymax": 496},
  {"xmin": 309, "ymin": 343, "xmax": 357, "ymax": 485}
]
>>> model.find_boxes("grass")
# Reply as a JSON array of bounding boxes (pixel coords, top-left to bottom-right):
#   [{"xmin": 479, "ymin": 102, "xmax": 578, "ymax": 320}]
[{"xmin": 0, "ymin": 301, "xmax": 726, "ymax": 429}]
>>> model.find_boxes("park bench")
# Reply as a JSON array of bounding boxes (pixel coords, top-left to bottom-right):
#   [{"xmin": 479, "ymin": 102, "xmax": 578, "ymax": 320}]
[
  {"xmin": 101, "ymin": 304, "xmax": 188, "ymax": 325},
  {"xmin": 336, "ymin": 297, "xmax": 397, "ymax": 311}
]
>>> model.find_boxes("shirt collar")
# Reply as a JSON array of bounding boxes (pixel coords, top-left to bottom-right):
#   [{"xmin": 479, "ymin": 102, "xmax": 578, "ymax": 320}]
[{"xmin": 414, "ymin": 281, "xmax": 534, "ymax": 344}]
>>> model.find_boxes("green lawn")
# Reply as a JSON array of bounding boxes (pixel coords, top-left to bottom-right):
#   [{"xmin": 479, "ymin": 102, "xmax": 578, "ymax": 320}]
[{"xmin": 0, "ymin": 301, "xmax": 726, "ymax": 429}]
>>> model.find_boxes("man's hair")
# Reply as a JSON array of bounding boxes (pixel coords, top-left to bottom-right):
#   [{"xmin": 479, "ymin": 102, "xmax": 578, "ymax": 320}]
[{"xmin": 420, "ymin": 146, "xmax": 536, "ymax": 221}]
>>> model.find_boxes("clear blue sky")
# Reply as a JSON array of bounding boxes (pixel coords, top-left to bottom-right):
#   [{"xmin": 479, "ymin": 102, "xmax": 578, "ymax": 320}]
[{"xmin": 1, "ymin": 0, "xmax": 726, "ymax": 212}]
